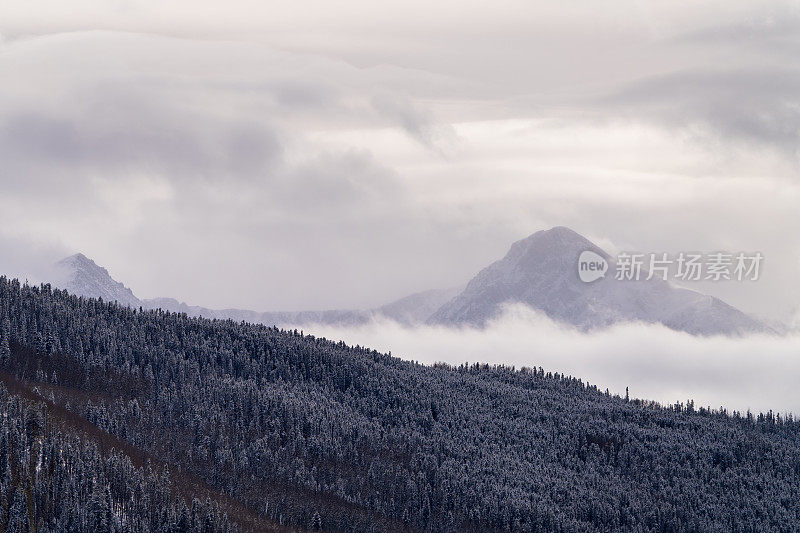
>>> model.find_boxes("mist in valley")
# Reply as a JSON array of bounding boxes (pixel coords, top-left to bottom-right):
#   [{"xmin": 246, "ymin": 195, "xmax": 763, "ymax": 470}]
[{"xmin": 301, "ymin": 304, "xmax": 800, "ymax": 415}]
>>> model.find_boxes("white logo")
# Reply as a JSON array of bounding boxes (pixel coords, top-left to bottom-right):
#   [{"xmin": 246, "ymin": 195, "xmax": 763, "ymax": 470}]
[{"xmin": 578, "ymin": 250, "xmax": 608, "ymax": 283}]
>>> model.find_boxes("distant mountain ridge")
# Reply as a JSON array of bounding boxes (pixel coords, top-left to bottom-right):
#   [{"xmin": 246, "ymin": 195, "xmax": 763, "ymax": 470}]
[
  {"xmin": 140, "ymin": 287, "xmax": 461, "ymax": 327},
  {"xmin": 50, "ymin": 227, "xmax": 767, "ymax": 335},
  {"xmin": 142, "ymin": 297, "xmax": 372, "ymax": 327},
  {"xmin": 51, "ymin": 254, "xmax": 460, "ymax": 327}
]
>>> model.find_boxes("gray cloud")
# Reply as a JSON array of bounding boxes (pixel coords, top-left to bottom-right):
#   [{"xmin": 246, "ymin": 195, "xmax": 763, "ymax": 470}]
[
  {"xmin": 0, "ymin": 5, "xmax": 797, "ymax": 322},
  {"xmin": 1, "ymin": 113, "xmax": 83, "ymax": 162},
  {"xmin": 370, "ymin": 93, "xmax": 458, "ymax": 152},
  {"xmin": 281, "ymin": 149, "xmax": 401, "ymax": 208},
  {"xmin": 597, "ymin": 68, "xmax": 800, "ymax": 157},
  {"xmin": 0, "ymin": 98, "xmax": 285, "ymax": 185},
  {"xmin": 0, "ymin": 234, "xmax": 69, "ymax": 284}
]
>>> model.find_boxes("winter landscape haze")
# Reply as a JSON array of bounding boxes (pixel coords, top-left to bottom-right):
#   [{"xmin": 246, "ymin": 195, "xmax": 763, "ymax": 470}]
[
  {"xmin": 1, "ymin": 0, "xmax": 800, "ymax": 531},
  {"xmin": 38, "ymin": 226, "xmax": 800, "ymax": 417}
]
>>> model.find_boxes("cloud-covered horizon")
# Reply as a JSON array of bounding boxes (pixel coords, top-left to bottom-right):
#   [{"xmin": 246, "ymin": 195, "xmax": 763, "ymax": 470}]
[{"xmin": 295, "ymin": 304, "xmax": 800, "ymax": 416}]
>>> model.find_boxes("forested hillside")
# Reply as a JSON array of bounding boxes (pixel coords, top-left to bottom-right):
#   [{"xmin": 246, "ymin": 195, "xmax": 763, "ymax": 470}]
[
  {"xmin": 0, "ymin": 276, "xmax": 798, "ymax": 532},
  {"xmin": 0, "ymin": 378, "xmax": 237, "ymax": 532}
]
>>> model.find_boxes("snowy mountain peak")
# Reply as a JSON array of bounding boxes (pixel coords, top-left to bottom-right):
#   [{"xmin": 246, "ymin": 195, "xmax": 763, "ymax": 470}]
[
  {"xmin": 520, "ymin": 225, "xmax": 587, "ymax": 244},
  {"xmin": 54, "ymin": 253, "xmax": 141, "ymax": 308},
  {"xmin": 59, "ymin": 253, "xmax": 101, "ymax": 271},
  {"xmin": 429, "ymin": 226, "xmax": 766, "ymax": 335},
  {"xmin": 505, "ymin": 226, "xmax": 608, "ymax": 267}
]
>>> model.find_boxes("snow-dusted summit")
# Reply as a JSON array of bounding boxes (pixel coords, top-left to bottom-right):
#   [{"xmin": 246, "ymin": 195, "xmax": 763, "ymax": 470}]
[
  {"xmin": 54, "ymin": 253, "xmax": 141, "ymax": 308},
  {"xmin": 428, "ymin": 226, "xmax": 767, "ymax": 335}
]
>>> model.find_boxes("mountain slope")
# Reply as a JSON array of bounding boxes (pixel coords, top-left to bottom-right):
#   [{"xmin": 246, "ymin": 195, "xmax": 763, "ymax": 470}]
[
  {"xmin": 1, "ymin": 276, "xmax": 798, "ymax": 532},
  {"xmin": 378, "ymin": 287, "xmax": 462, "ymax": 324},
  {"xmin": 429, "ymin": 226, "xmax": 765, "ymax": 335},
  {"xmin": 0, "ymin": 364, "xmax": 256, "ymax": 532},
  {"xmin": 54, "ymin": 253, "xmax": 141, "ymax": 308}
]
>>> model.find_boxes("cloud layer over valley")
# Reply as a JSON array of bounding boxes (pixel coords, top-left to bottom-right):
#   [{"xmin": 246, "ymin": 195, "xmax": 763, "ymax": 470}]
[{"xmin": 301, "ymin": 304, "xmax": 800, "ymax": 415}]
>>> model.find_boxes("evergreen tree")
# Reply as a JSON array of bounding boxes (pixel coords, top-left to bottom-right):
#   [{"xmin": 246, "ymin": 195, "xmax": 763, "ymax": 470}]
[
  {"xmin": 0, "ymin": 316, "xmax": 10, "ymax": 366},
  {"xmin": 309, "ymin": 510, "xmax": 322, "ymax": 530},
  {"xmin": 7, "ymin": 487, "xmax": 30, "ymax": 533}
]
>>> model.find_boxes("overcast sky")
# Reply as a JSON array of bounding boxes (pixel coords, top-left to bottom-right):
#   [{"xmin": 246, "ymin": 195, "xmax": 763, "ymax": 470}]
[{"xmin": 0, "ymin": 1, "xmax": 798, "ymax": 323}]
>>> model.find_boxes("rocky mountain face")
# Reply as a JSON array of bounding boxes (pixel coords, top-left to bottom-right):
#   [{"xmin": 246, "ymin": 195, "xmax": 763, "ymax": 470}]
[
  {"xmin": 428, "ymin": 226, "xmax": 766, "ymax": 335},
  {"xmin": 54, "ymin": 254, "xmax": 141, "ymax": 308}
]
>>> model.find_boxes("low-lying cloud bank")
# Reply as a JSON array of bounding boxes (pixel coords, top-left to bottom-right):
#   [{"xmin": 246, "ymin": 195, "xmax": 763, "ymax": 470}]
[{"xmin": 299, "ymin": 304, "xmax": 800, "ymax": 416}]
